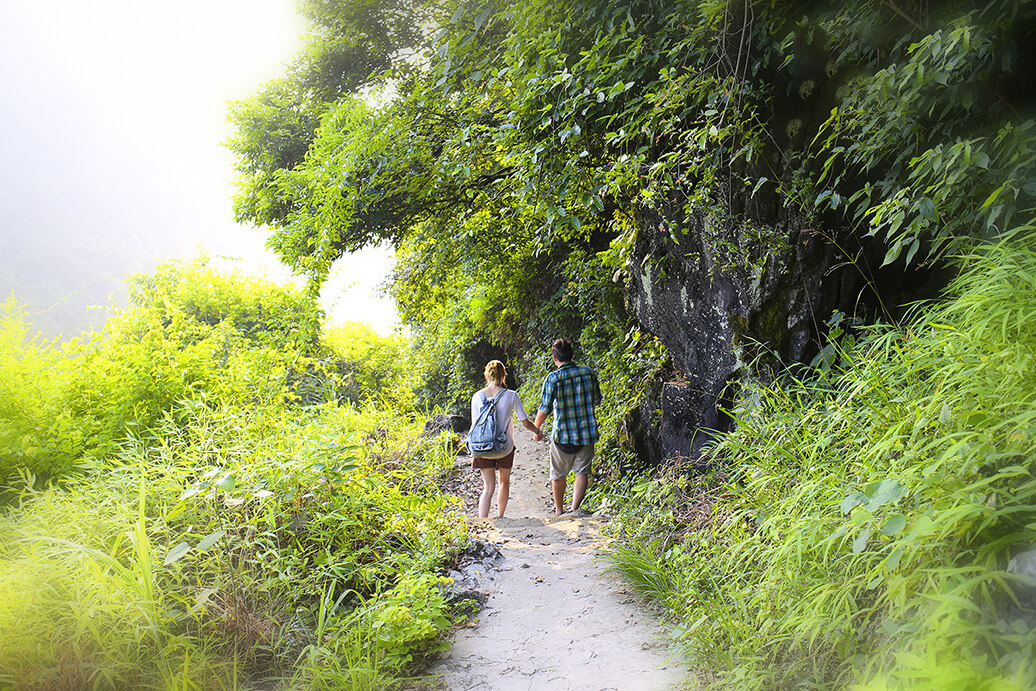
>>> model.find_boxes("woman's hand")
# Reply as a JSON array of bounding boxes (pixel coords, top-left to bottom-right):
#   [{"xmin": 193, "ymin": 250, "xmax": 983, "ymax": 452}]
[{"xmin": 521, "ymin": 418, "xmax": 545, "ymax": 441}]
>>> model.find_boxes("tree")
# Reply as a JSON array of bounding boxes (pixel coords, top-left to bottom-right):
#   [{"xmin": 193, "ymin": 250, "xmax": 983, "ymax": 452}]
[{"xmin": 228, "ymin": 0, "xmax": 1036, "ymax": 405}]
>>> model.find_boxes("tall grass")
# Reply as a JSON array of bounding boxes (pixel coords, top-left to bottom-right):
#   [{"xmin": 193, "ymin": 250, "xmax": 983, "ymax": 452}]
[
  {"xmin": 0, "ymin": 263, "xmax": 472, "ymax": 688},
  {"xmin": 0, "ymin": 400, "xmax": 467, "ymax": 688},
  {"xmin": 607, "ymin": 228, "xmax": 1036, "ymax": 689}
]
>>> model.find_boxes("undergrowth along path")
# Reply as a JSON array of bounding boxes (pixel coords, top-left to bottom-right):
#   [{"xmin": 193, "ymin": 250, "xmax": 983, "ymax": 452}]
[{"xmin": 429, "ymin": 426, "xmax": 689, "ymax": 690}]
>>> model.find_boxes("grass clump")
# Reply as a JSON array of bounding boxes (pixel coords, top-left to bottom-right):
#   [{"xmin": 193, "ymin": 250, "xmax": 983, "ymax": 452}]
[{"xmin": 605, "ymin": 229, "xmax": 1036, "ymax": 689}]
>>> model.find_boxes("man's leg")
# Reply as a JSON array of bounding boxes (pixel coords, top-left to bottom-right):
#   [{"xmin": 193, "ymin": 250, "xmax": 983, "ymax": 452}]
[
  {"xmin": 548, "ymin": 440, "xmax": 571, "ymax": 516},
  {"xmin": 552, "ymin": 478, "xmax": 567, "ymax": 516},
  {"xmin": 571, "ymin": 473, "xmax": 589, "ymax": 511},
  {"xmin": 568, "ymin": 444, "xmax": 594, "ymax": 512}
]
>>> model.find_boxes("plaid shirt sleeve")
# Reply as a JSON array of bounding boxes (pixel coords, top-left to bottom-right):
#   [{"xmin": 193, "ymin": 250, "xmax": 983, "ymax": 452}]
[{"xmin": 539, "ymin": 372, "xmax": 556, "ymax": 415}]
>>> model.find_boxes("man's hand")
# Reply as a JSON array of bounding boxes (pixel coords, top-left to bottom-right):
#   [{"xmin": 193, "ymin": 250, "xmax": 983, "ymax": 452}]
[{"xmin": 534, "ymin": 430, "xmax": 545, "ymax": 442}]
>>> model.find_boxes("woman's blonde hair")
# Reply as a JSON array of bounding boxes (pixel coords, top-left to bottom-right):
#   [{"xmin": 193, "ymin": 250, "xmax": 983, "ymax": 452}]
[{"xmin": 484, "ymin": 360, "xmax": 506, "ymax": 385}]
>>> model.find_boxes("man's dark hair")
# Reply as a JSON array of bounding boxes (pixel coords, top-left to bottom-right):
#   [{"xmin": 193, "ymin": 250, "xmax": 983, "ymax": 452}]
[{"xmin": 551, "ymin": 338, "xmax": 574, "ymax": 363}]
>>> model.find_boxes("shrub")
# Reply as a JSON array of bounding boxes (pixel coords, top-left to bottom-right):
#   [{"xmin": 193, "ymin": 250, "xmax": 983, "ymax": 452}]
[{"xmin": 0, "ymin": 298, "xmax": 77, "ymax": 488}]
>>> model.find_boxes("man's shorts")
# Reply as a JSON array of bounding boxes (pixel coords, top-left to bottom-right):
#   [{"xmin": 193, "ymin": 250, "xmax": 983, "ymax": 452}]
[
  {"xmin": 472, "ymin": 448, "xmax": 515, "ymax": 470},
  {"xmin": 548, "ymin": 440, "xmax": 594, "ymax": 480}
]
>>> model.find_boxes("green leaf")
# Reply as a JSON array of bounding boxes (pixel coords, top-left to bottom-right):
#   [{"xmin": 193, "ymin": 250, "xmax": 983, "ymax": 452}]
[
  {"xmin": 881, "ymin": 242, "xmax": 903, "ymax": 267},
  {"xmin": 841, "ymin": 491, "xmax": 867, "ymax": 514},
  {"xmin": 197, "ymin": 530, "xmax": 226, "ymax": 551},
  {"xmin": 880, "ymin": 513, "xmax": 907, "ymax": 537},
  {"xmin": 866, "ymin": 479, "xmax": 907, "ymax": 510},
  {"xmin": 852, "ymin": 527, "xmax": 873, "ymax": 554},
  {"xmin": 886, "ymin": 547, "xmax": 904, "ymax": 571},
  {"xmin": 179, "ymin": 486, "xmax": 201, "ymax": 501},
  {"xmin": 216, "ymin": 473, "xmax": 236, "ymax": 491},
  {"xmin": 751, "ymin": 177, "xmax": 769, "ymax": 198},
  {"xmin": 980, "ymin": 185, "xmax": 1003, "ymax": 211},
  {"xmin": 904, "ymin": 238, "xmax": 920, "ymax": 266},
  {"xmin": 163, "ymin": 542, "xmax": 191, "ymax": 566}
]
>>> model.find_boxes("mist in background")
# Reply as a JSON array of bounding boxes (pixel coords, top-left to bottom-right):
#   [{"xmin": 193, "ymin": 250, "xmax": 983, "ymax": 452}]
[{"xmin": 0, "ymin": 0, "xmax": 398, "ymax": 338}]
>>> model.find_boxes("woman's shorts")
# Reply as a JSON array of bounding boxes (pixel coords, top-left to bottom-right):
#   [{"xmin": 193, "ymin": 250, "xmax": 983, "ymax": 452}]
[
  {"xmin": 472, "ymin": 448, "xmax": 515, "ymax": 470},
  {"xmin": 548, "ymin": 440, "xmax": 594, "ymax": 480}
]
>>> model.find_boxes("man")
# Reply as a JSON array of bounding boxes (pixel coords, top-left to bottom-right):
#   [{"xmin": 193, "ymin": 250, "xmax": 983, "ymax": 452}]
[{"xmin": 534, "ymin": 338, "xmax": 602, "ymax": 516}]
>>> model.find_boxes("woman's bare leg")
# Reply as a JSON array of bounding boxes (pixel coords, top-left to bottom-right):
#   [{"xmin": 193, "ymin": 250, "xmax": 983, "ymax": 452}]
[
  {"xmin": 478, "ymin": 467, "xmax": 496, "ymax": 518},
  {"xmin": 496, "ymin": 467, "xmax": 511, "ymax": 517}
]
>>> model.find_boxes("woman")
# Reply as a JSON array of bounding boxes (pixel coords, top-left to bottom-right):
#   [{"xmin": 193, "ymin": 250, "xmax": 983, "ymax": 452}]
[{"xmin": 470, "ymin": 360, "xmax": 540, "ymax": 518}]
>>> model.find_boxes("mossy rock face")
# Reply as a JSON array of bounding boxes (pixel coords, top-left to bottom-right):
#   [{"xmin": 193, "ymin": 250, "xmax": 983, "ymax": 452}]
[{"xmin": 626, "ymin": 192, "xmax": 937, "ymax": 465}]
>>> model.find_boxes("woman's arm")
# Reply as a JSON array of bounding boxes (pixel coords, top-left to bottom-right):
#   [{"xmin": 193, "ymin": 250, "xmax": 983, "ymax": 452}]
[
  {"xmin": 511, "ymin": 393, "xmax": 543, "ymax": 439},
  {"xmin": 520, "ymin": 417, "xmax": 544, "ymax": 440}
]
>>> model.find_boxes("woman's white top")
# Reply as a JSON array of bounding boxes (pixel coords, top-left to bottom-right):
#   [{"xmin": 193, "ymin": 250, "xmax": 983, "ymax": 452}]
[{"xmin": 470, "ymin": 388, "xmax": 529, "ymax": 456}]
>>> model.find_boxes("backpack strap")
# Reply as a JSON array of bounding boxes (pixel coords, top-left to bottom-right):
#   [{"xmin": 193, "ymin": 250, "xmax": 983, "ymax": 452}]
[{"xmin": 475, "ymin": 391, "xmax": 496, "ymax": 426}]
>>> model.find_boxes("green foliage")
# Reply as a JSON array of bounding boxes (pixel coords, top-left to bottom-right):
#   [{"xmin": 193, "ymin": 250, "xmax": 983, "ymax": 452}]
[
  {"xmin": 128, "ymin": 258, "xmax": 322, "ymax": 350},
  {"xmin": 323, "ymin": 321, "xmax": 413, "ymax": 405},
  {"xmin": 605, "ymin": 228, "xmax": 1036, "ymax": 688},
  {"xmin": 228, "ymin": 0, "xmax": 444, "ymax": 233},
  {"xmin": 390, "ymin": 217, "xmax": 560, "ymax": 410},
  {"xmin": 366, "ymin": 572, "xmax": 454, "ymax": 667},
  {"xmin": 807, "ymin": 1, "xmax": 1036, "ymax": 266},
  {"xmin": 0, "ymin": 298, "xmax": 77, "ymax": 487},
  {"xmin": 0, "ymin": 400, "xmax": 466, "ymax": 688},
  {"xmin": 0, "ymin": 261, "xmax": 421, "ymax": 489},
  {"xmin": 54, "ymin": 261, "xmax": 320, "ymax": 463},
  {"xmin": 229, "ymin": 0, "xmax": 798, "ymax": 284},
  {"xmin": 0, "ymin": 262, "xmax": 469, "ymax": 687},
  {"xmin": 228, "ymin": 0, "xmax": 1035, "ymax": 311}
]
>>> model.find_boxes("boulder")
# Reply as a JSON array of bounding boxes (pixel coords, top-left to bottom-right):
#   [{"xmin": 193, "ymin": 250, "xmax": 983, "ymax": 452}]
[{"xmin": 422, "ymin": 414, "xmax": 470, "ymax": 437}]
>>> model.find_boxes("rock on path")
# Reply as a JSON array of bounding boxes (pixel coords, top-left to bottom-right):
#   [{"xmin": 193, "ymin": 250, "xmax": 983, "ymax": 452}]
[{"xmin": 429, "ymin": 427, "xmax": 688, "ymax": 690}]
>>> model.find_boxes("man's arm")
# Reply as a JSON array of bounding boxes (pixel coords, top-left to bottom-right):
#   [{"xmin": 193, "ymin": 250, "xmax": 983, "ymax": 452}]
[
  {"xmin": 534, "ymin": 373, "xmax": 554, "ymax": 441},
  {"xmin": 533, "ymin": 410, "xmax": 548, "ymax": 441}
]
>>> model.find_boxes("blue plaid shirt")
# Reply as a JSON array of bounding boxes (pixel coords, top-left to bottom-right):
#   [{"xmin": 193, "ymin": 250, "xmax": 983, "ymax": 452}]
[{"xmin": 539, "ymin": 362, "xmax": 602, "ymax": 445}]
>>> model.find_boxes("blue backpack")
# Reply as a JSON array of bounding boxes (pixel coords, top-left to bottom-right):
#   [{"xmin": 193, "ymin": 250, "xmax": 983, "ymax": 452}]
[{"xmin": 468, "ymin": 391, "xmax": 509, "ymax": 457}]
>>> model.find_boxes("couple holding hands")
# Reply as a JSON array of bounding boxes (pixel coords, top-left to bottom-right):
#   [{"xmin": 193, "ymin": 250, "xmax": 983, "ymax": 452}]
[{"xmin": 469, "ymin": 338, "xmax": 601, "ymax": 519}]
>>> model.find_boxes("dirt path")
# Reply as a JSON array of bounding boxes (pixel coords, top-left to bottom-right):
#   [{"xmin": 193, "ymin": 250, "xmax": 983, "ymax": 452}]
[{"xmin": 429, "ymin": 427, "xmax": 689, "ymax": 690}]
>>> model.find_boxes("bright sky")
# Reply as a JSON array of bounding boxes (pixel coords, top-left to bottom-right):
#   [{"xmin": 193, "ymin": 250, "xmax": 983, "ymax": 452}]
[{"xmin": 0, "ymin": 0, "xmax": 398, "ymax": 336}]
